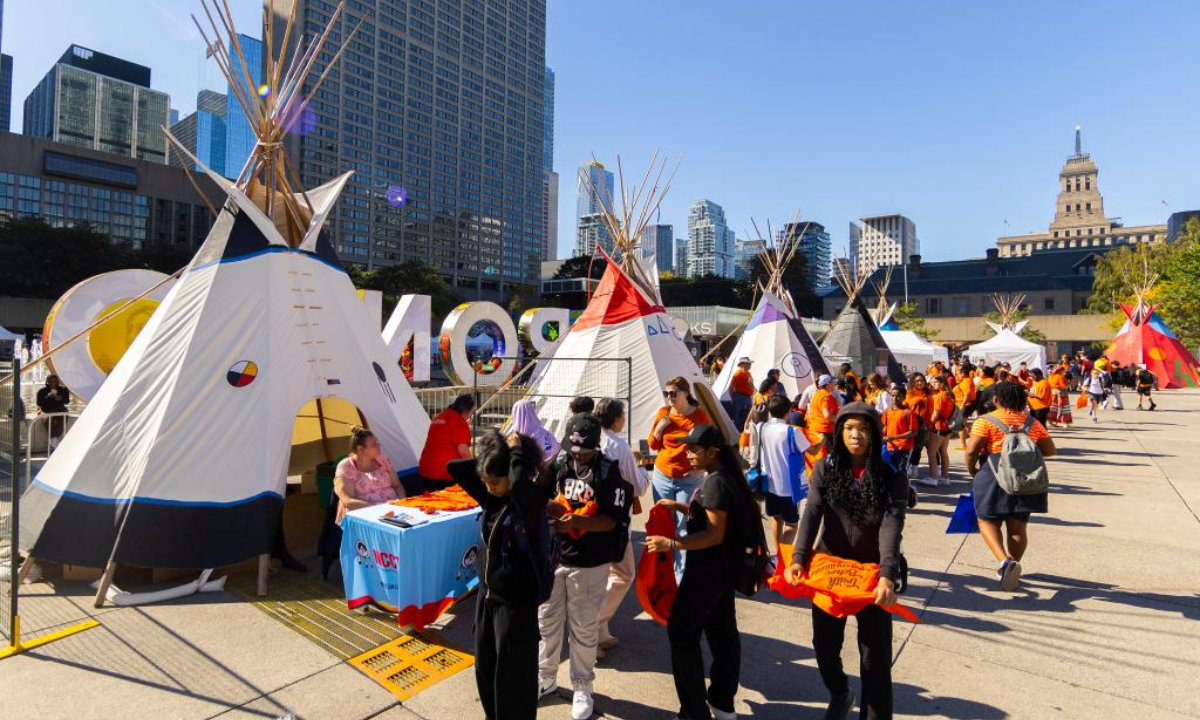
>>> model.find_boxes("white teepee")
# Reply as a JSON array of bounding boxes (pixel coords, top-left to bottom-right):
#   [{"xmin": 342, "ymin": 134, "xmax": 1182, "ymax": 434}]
[
  {"xmin": 20, "ymin": 0, "xmax": 429, "ymax": 570},
  {"xmin": 712, "ymin": 218, "xmax": 829, "ymax": 401},
  {"xmin": 523, "ymin": 155, "xmax": 736, "ymax": 443}
]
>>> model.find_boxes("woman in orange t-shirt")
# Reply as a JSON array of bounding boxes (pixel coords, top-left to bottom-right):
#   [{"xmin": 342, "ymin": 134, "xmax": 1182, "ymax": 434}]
[
  {"xmin": 648, "ymin": 376, "xmax": 711, "ymax": 577},
  {"xmin": 904, "ymin": 373, "xmax": 932, "ymax": 484},
  {"xmin": 805, "ymin": 376, "xmax": 840, "ymax": 447},
  {"xmin": 952, "ymin": 364, "xmax": 978, "ymax": 450},
  {"xmin": 926, "ymin": 375, "xmax": 956, "ymax": 483},
  {"xmin": 1027, "ymin": 368, "xmax": 1052, "ymax": 427},
  {"xmin": 1046, "ymin": 367, "xmax": 1072, "ymax": 427},
  {"xmin": 881, "ymin": 384, "xmax": 917, "ymax": 474},
  {"xmin": 965, "ymin": 381, "xmax": 1057, "ymax": 591}
]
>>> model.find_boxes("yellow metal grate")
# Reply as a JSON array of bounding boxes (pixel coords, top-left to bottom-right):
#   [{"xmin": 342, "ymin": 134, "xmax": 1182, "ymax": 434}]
[{"xmin": 350, "ymin": 632, "xmax": 474, "ymax": 701}]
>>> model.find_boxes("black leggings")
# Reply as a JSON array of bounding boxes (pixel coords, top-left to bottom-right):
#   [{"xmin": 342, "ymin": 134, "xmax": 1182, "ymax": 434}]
[
  {"xmin": 475, "ymin": 596, "xmax": 540, "ymax": 720},
  {"xmin": 668, "ymin": 569, "xmax": 740, "ymax": 720},
  {"xmin": 813, "ymin": 604, "xmax": 893, "ymax": 719}
]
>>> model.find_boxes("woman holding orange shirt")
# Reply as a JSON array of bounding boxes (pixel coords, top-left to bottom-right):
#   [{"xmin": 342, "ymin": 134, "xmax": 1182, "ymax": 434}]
[{"xmin": 648, "ymin": 376, "xmax": 711, "ymax": 579}]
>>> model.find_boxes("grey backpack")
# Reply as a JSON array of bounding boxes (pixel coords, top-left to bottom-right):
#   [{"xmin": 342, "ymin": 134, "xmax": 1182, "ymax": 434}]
[
  {"xmin": 984, "ymin": 415, "xmax": 1049, "ymax": 495},
  {"xmin": 947, "ymin": 404, "xmax": 965, "ymax": 433}
]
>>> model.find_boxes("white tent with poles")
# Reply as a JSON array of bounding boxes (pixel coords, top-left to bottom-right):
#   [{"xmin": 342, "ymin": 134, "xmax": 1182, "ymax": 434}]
[
  {"xmin": 881, "ymin": 330, "xmax": 949, "ymax": 373},
  {"xmin": 967, "ymin": 294, "xmax": 1047, "ymax": 370},
  {"xmin": 19, "ymin": 2, "xmax": 429, "ymax": 597},
  {"xmin": 713, "ymin": 218, "xmax": 830, "ymax": 401},
  {"xmin": 521, "ymin": 154, "xmax": 736, "ymax": 444}
]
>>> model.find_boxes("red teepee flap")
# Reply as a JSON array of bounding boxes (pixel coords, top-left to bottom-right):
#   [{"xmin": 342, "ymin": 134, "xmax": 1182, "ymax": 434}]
[{"xmin": 572, "ymin": 254, "xmax": 665, "ymax": 332}]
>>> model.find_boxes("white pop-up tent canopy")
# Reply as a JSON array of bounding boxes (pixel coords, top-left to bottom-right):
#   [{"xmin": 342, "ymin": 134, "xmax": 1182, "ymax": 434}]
[
  {"xmin": 966, "ymin": 296, "xmax": 1047, "ymax": 371},
  {"xmin": 20, "ymin": 11, "xmax": 429, "ymax": 572},
  {"xmin": 881, "ymin": 330, "xmax": 949, "ymax": 373}
]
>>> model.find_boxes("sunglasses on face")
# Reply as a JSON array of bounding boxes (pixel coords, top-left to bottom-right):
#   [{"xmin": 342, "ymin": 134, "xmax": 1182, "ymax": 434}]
[{"xmin": 663, "ymin": 389, "xmax": 680, "ymax": 399}]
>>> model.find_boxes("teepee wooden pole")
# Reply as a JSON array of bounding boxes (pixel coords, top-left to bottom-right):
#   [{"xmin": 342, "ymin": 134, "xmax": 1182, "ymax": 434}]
[{"xmin": 93, "ymin": 561, "xmax": 117, "ymax": 608}]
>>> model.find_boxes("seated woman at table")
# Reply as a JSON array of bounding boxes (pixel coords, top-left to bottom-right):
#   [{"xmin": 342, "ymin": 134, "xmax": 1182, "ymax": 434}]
[
  {"xmin": 335, "ymin": 426, "xmax": 405, "ymax": 524},
  {"xmin": 447, "ymin": 430, "xmax": 549, "ymax": 720}
]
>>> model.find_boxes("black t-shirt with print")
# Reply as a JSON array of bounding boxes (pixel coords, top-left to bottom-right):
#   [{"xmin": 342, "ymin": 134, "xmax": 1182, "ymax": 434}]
[
  {"xmin": 554, "ymin": 453, "xmax": 633, "ymax": 568},
  {"xmin": 684, "ymin": 469, "xmax": 738, "ymax": 574}
]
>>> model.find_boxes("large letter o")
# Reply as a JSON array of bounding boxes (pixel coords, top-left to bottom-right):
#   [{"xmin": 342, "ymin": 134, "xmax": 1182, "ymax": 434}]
[{"xmin": 438, "ymin": 302, "xmax": 519, "ymax": 387}]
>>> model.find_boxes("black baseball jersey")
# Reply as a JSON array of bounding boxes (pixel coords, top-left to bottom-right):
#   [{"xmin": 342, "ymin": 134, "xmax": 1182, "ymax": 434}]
[{"xmin": 553, "ymin": 453, "xmax": 633, "ymax": 568}]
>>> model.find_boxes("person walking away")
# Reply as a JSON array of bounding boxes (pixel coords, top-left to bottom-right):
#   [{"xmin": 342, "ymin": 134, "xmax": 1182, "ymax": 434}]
[
  {"xmin": 926, "ymin": 376, "xmax": 954, "ymax": 484},
  {"xmin": 418, "ymin": 393, "xmax": 476, "ymax": 494},
  {"xmin": 36, "ymin": 374, "xmax": 71, "ymax": 451},
  {"xmin": 786, "ymin": 403, "xmax": 908, "ymax": 720},
  {"xmin": 1106, "ymin": 361, "xmax": 1126, "ymax": 410},
  {"xmin": 648, "ymin": 377, "xmax": 713, "ymax": 580},
  {"xmin": 539, "ymin": 414, "xmax": 633, "ymax": 719},
  {"xmin": 758, "ymin": 396, "xmax": 810, "ymax": 555},
  {"xmin": 952, "ymin": 363, "xmax": 977, "ymax": 450},
  {"xmin": 729, "ymin": 357, "xmax": 756, "ymax": 430},
  {"xmin": 645, "ymin": 424, "xmax": 749, "ymax": 720},
  {"xmin": 594, "ymin": 398, "xmax": 650, "ymax": 653},
  {"xmin": 1047, "ymin": 367, "xmax": 1073, "ymax": 427},
  {"xmin": 1027, "ymin": 369, "xmax": 1052, "ymax": 428},
  {"xmin": 904, "ymin": 373, "xmax": 933, "ymax": 485},
  {"xmin": 448, "ymin": 431, "xmax": 549, "ymax": 720},
  {"xmin": 964, "ymin": 382, "xmax": 1056, "ymax": 591},
  {"xmin": 805, "ymin": 375, "xmax": 840, "ymax": 451},
  {"xmin": 767, "ymin": 368, "xmax": 789, "ymax": 398},
  {"xmin": 1135, "ymin": 366, "xmax": 1157, "ymax": 410},
  {"xmin": 1083, "ymin": 368, "xmax": 1105, "ymax": 422}
]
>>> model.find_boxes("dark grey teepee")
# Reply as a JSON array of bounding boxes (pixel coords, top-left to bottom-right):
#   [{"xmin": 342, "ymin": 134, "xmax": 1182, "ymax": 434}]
[{"xmin": 822, "ymin": 263, "xmax": 907, "ymax": 386}]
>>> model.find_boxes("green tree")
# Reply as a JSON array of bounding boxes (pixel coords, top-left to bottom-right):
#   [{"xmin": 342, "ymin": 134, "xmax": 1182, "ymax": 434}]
[
  {"xmin": 552, "ymin": 255, "xmax": 598, "ymax": 280},
  {"xmin": 891, "ymin": 302, "xmax": 940, "ymax": 340},
  {"xmin": 1156, "ymin": 217, "xmax": 1200, "ymax": 347},
  {"xmin": 347, "ymin": 260, "xmax": 462, "ymax": 321}
]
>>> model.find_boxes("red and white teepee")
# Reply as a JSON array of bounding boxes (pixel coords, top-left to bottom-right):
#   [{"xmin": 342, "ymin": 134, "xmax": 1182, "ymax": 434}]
[
  {"xmin": 524, "ymin": 155, "xmax": 736, "ymax": 443},
  {"xmin": 1104, "ymin": 261, "xmax": 1200, "ymax": 389}
]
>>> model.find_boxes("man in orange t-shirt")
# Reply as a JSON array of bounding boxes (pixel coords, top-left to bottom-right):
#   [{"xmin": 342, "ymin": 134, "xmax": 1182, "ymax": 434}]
[
  {"xmin": 418, "ymin": 394, "xmax": 476, "ymax": 493},
  {"xmin": 730, "ymin": 356, "xmax": 756, "ymax": 430},
  {"xmin": 1027, "ymin": 368, "xmax": 1052, "ymax": 427}
]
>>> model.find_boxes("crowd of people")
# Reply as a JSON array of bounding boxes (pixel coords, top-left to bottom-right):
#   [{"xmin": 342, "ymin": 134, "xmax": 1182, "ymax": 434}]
[{"xmin": 315, "ymin": 344, "xmax": 1162, "ymax": 720}]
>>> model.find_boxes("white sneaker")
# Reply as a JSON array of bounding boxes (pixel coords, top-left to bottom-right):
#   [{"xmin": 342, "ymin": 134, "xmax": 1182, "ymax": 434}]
[
  {"xmin": 709, "ymin": 702, "xmax": 737, "ymax": 720},
  {"xmin": 572, "ymin": 688, "xmax": 594, "ymax": 720},
  {"xmin": 538, "ymin": 678, "xmax": 558, "ymax": 700},
  {"xmin": 938, "ymin": 476, "xmax": 952, "ymax": 487},
  {"xmin": 914, "ymin": 476, "xmax": 939, "ymax": 488}
]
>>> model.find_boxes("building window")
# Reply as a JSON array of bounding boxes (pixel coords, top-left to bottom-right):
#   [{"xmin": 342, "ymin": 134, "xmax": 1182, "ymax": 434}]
[
  {"xmin": 1086, "ymin": 179, "xmax": 1091, "ymax": 190},
  {"xmin": 1086, "ymin": 202, "xmax": 1091, "ymax": 211},
  {"xmin": 926, "ymin": 298, "xmax": 941, "ymax": 315},
  {"xmin": 1044, "ymin": 297, "xmax": 1056, "ymax": 311},
  {"xmin": 953, "ymin": 297, "xmax": 969, "ymax": 315}
]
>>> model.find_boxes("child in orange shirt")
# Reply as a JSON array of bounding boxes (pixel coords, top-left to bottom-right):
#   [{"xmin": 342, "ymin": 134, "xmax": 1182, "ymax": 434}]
[{"xmin": 882, "ymin": 385, "xmax": 918, "ymax": 475}]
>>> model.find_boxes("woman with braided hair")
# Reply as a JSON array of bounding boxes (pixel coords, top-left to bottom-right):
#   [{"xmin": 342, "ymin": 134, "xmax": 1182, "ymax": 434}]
[{"xmin": 786, "ymin": 403, "xmax": 909, "ymax": 720}]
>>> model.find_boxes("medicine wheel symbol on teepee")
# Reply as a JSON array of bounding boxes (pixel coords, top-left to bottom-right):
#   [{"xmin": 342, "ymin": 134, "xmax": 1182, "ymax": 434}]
[
  {"xmin": 227, "ymin": 361, "xmax": 258, "ymax": 388},
  {"xmin": 373, "ymin": 361, "xmax": 396, "ymax": 403},
  {"xmin": 781, "ymin": 352, "xmax": 812, "ymax": 379}
]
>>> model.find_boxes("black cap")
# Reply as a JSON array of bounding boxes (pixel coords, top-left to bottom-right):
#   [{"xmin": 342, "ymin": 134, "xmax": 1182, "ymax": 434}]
[
  {"xmin": 563, "ymin": 413, "xmax": 602, "ymax": 452},
  {"xmin": 680, "ymin": 424, "xmax": 723, "ymax": 449}
]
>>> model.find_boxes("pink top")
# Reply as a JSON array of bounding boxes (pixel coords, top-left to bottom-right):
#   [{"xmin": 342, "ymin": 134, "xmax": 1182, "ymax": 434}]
[{"xmin": 335, "ymin": 455, "xmax": 400, "ymax": 524}]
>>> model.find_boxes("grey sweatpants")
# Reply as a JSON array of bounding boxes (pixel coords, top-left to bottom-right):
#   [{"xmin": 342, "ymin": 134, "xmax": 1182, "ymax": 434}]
[{"xmin": 538, "ymin": 564, "xmax": 609, "ymax": 689}]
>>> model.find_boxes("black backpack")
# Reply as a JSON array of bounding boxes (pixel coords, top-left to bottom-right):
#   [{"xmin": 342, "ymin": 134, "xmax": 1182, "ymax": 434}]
[
  {"xmin": 492, "ymin": 499, "xmax": 559, "ymax": 606},
  {"xmin": 726, "ymin": 474, "xmax": 770, "ymax": 597}
]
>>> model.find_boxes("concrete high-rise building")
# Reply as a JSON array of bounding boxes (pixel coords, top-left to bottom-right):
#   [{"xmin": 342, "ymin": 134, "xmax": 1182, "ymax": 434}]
[
  {"xmin": 223, "ymin": 34, "xmax": 262, "ymax": 182},
  {"xmin": 781, "ymin": 220, "xmax": 832, "ymax": 289},
  {"xmin": 23, "ymin": 45, "xmax": 169, "ymax": 164},
  {"xmin": 575, "ymin": 213, "xmax": 612, "ymax": 258},
  {"xmin": 675, "ymin": 238, "xmax": 690, "ymax": 277},
  {"xmin": 996, "ymin": 127, "xmax": 1167, "ymax": 257},
  {"xmin": 576, "ymin": 160, "xmax": 614, "ymax": 219},
  {"xmin": 638, "ymin": 224, "xmax": 674, "ymax": 275},
  {"xmin": 269, "ymin": 0, "xmax": 548, "ymax": 296},
  {"xmin": 686, "ymin": 199, "xmax": 735, "ymax": 278},
  {"xmin": 849, "ymin": 213, "xmax": 918, "ymax": 276},
  {"xmin": 169, "ymin": 90, "xmax": 228, "ymax": 176},
  {"xmin": 541, "ymin": 66, "xmax": 556, "ymax": 260},
  {"xmin": 734, "ymin": 237, "xmax": 766, "ymax": 280}
]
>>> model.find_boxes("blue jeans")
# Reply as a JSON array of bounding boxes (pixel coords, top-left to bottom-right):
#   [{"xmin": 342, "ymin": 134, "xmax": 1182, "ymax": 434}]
[
  {"xmin": 731, "ymin": 393, "xmax": 752, "ymax": 432},
  {"xmin": 652, "ymin": 468, "xmax": 702, "ymax": 582}
]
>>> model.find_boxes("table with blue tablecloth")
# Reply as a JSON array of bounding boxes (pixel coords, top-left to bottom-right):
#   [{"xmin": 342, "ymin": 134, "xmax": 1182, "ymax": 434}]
[{"xmin": 340, "ymin": 502, "xmax": 482, "ymax": 630}]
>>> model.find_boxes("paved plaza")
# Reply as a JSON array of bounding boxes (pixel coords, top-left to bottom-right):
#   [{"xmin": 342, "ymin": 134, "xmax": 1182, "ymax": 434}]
[{"xmin": 2, "ymin": 391, "xmax": 1198, "ymax": 720}]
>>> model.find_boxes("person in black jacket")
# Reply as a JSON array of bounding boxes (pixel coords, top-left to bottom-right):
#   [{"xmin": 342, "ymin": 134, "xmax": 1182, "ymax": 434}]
[
  {"xmin": 787, "ymin": 402, "xmax": 908, "ymax": 720},
  {"xmin": 448, "ymin": 430, "xmax": 548, "ymax": 720},
  {"xmin": 36, "ymin": 374, "xmax": 71, "ymax": 449}
]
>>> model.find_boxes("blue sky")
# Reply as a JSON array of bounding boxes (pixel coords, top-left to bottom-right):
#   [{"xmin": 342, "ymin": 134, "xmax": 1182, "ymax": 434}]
[{"xmin": 5, "ymin": 1, "xmax": 1198, "ymax": 262}]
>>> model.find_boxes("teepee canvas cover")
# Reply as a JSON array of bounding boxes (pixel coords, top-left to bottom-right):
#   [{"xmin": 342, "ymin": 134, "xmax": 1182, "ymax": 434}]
[
  {"xmin": 1105, "ymin": 302, "xmax": 1200, "ymax": 389},
  {"xmin": 713, "ymin": 289, "xmax": 830, "ymax": 401},
  {"xmin": 821, "ymin": 300, "xmax": 907, "ymax": 386},
  {"xmin": 20, "ymin": 182, "xmax": 430, "ymax": 569},
  {"xmin": 20, "ymin": 1, "xmax": 429, "ymax": 570}
]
